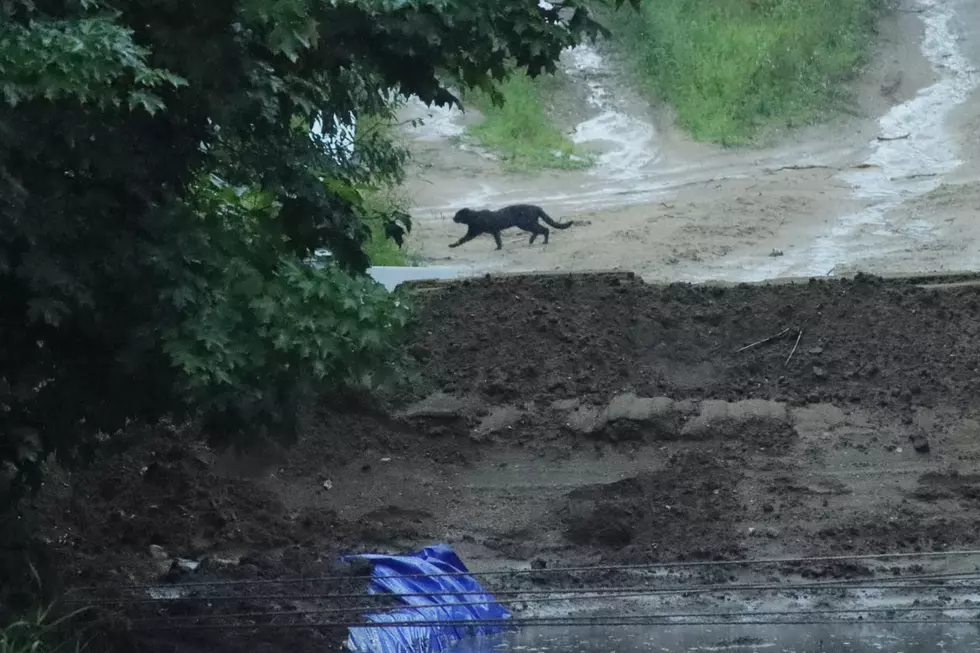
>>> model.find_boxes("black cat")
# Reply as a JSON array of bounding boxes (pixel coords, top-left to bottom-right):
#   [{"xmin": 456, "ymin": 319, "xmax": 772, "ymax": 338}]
[{"xmin": 449, "ymin": 204, "xmax": 573, "ymax": 250}]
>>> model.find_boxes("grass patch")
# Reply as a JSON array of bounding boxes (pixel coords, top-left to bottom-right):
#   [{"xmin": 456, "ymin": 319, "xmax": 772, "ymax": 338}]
[
  {"xmin": 361, "ymin": 183, "xmax": 421, "ymax": 267},
  {"xmin": 598, "ymin": 0, "xmax": 882, "ymax": 145},
  {"xmin": 1, "ymin": 605, "xmax": 88, "ymax": 653},
  {"xmin": 464, "ymin": 69, "xmax": 592, "ymax": 172}
]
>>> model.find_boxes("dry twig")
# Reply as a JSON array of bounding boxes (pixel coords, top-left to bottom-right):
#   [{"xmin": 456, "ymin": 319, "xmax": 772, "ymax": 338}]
[
  {"xmin": 785, "ymin": 328, "xmax": 804, "ymax": 366},
  {"xmin": 736, "ymin": 328, "xmax": 790, "ymax": 353}
]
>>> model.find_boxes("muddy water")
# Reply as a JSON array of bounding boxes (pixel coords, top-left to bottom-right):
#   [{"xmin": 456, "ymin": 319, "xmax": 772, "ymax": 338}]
[{"xmin": 453, "ymin": 623, "xmax": 980, "ymax": 652}]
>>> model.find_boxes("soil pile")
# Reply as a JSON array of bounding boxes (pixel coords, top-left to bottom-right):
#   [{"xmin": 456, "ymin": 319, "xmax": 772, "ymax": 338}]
[
  {"xmin": 562, "ymin": 450, "xmax": 744, "ymax": 562},
  {"xmin": 416, "ymin": 274, "xmax": 980, "ymax": 409}
]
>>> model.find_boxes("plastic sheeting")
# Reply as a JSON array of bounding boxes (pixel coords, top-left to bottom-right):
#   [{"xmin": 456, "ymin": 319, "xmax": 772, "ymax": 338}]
[{"xmin": 345, "ymin": 544, "xmax": 513, "ymax": 653}]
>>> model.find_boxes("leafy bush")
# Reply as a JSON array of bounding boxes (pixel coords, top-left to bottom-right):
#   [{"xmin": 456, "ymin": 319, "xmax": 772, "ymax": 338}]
[
  {"xmin": 163, "ymin": 177, "xmax": 414, "ymax": 443},
  {"xmin": 0, "ymin": 0, "xmax": 633, "ymax": 505}
]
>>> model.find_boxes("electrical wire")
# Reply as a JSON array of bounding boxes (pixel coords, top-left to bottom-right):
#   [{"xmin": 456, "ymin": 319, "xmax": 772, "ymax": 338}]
[
  {"xmin": 68, "ymin": 548, "xmax": 980, "ymax": 594},
  {"xmin": 133, "ymin": 617, "xmax": 980, "ymax": 631},
  {"xmin": 130, "ymin": 598, "xmax": 980, "ymax": 625},
  {"xmin": 66, "ymin": 571, "xmax": 980, "ymax": 605}
]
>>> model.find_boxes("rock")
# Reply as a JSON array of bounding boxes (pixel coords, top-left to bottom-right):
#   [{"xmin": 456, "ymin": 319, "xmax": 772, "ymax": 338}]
[
  {"xmin": 550, "ymin": 398, "xmax": 582, "ymax": 411},
  {"xmin": 672, "ymin": 399, "xmax": 700, "ymax": 416},
  {"xmin": 322, "ymin": 479, "xmax": 333, "ymax": 490},
  {"xmin": 399, "ymin": 392, "xmax": 477, "ymax": 419},
  {"xmin": 808, "ymin": 346, "xmax": 824, "ymax": 355},
  {"xmin": 603, "ymin": 393, "xmax": 674, "ymax": 422},
  {"xmin": 173, "ymin": 558, "xmax": 200, "ymax": 572},
  {"xmin": 566, "ymin": 406, "xmax": 606, "ymax": 435},
  {"xmin": 472, "ymin": 405, "xmax": 523, "ymax": 439},
  {"xmin": 791, "ymin": 404, "xmax": 846, "ymax": 434},
  {"xmin": 149, "ymin": 544, "xmax": 168, "ymax": 560},
  {"xmin": 911, "ymin": 435, "xmax": 931, "ymax": 454},
  {"xmin": 600, "ymin": 393, "xmax": 680, "ymax": 440},
  {"xmin": 813, "ymin": 366, "xmax": 828, "ymax": 380},
  {"xmin": 530, "ymin": 558, "xmax": 547, "ymax": 570},
  {"xmin": 680, "ymin": 399, "xmax": 790, "ymax": 443}
]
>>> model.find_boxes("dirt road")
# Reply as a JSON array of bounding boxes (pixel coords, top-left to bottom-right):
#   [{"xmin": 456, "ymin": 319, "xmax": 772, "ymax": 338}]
[{"xmin": 401, "ymin": 0, "xmax": 980, "ymax": 283}]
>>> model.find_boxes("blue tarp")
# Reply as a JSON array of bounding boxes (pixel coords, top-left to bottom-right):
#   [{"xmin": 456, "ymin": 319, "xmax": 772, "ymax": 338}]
[{"xmin": 344, "ymin": 544, "xmax": 513, "ymax": 653}]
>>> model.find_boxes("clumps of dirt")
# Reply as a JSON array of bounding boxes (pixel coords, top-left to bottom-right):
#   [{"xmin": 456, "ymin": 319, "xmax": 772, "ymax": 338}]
[
  {"xmin": 815, "ymin": 513, "xmax": 980, "ymax": 554},
  {"xmin": 359, "ymin": 506, "xmax": 434, "ymax": 543},
  {"xmin": 561, "ymin": 450, "xmax": 745, "ymax": 562},
  {"xmin": 912, "ymin": 471, "xmax": 980, "ymax": 502},
  {"xmin": 778, "ymin": 561, "xmax": 874, "ymax": 580},
  {"xmin": 680, "ymin": 399, "xmax": 795, "ymax": 452},
  {"xmin": 112, "ymin": 551, "xmax": 378, "ymax": 653},
  {"xmin": 415, "ymin": 273, "xmax": 639, "ymax": 404},
  {"xmin": 36, "ymin": 430, "xmax": 353, "ymax": 585},
  {"xmin": 414, "ymin": 273, "xmax": 980, "ymax": 411}
]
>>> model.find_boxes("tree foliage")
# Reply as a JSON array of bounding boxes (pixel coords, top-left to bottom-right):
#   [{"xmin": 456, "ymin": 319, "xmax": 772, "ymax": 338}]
[{"xmin": 0, "ymin": 0, "xmax": 634, "ymax": 504}]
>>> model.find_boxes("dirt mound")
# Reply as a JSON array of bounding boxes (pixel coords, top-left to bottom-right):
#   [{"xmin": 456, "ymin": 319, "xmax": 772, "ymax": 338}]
[
  {"xmin": 561, "ymin": 450, "xmax": 744, "ymax": 562},
  {"xmin": 17, "ymin": 272, "xmax": 980, "ymax": 652},
  {"xmin": 913, "ymin": 471, "xmax": 980, "ymax": 502},
  {"xmin": 114, "ymin": 553, "xmax": 376, "ymax": 653},
  {"xmin": 815, "ymin": 514, "xmax": 980, "ymax": 555},
  {"xmin": 37, "ymin": 430, "xmax": 352, "ymax": 586},
  {"xmin": 416, "ymin": 274, "xmax": 980, "ymax": 411}
]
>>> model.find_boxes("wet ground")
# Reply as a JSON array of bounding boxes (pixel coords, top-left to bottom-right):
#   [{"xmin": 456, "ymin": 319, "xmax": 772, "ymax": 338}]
[
  {"xmin": 454, "ymin": 623, "xmax": 980, "ymax": 652},
  {"xmin": 396, "ymin": 0, "xmax": 980, "ymax": 285}
]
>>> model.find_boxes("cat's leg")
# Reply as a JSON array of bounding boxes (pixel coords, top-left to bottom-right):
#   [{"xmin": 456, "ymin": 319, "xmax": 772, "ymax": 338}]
[
  {"xmin": 493, "ymin": 231, "xmax": 503, "ymax": 250},
  {"xmin": 449, "ymin": 229, "xmax": 477, "ymax": 248}
]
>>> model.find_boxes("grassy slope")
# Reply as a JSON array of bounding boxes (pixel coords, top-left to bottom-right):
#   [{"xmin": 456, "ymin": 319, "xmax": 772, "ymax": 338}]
[
  {"xmin": 463, "ymin": 69, "xmax": 592, "ymax": 172},
  {"xmin": 600, "ymin": 0, "xmax": 882, "ymax": 145}
]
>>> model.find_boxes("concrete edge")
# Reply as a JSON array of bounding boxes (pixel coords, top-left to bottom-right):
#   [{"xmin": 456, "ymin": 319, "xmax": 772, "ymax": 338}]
[{"xmin": 401, "ymin": 268, "xmax": 980, "ymax": 293}]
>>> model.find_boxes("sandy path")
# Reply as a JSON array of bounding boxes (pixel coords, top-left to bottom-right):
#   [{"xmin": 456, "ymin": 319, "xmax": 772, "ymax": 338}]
[{"xmin": 398, "ymin": 0, "xmax": 980, "ymax": 283}]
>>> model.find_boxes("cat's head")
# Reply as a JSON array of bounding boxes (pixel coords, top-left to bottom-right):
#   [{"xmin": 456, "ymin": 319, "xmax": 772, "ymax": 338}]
[{"xmin": 453, "ymin": 208, "xmax": 474, "ymax": 224}]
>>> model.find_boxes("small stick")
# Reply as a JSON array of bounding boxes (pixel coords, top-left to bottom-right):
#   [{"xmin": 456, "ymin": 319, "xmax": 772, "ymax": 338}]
[
  {"xmin": 785, "ymin": 328, "xmax": 804, "ymax": 366},
  {"xmin": 736, "ymin": 328, "xmax": 790, "ymax": 353}
]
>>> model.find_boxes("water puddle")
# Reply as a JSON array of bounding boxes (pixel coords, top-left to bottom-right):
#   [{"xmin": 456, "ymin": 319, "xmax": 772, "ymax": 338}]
[{"xmin": 565, "ymin": 45, "xmax": 661, "ymax": 180}]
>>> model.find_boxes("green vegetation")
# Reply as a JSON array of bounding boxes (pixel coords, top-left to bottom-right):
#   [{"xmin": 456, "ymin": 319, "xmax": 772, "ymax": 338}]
[
  {"xmin": 1, "ymin": 604, "xmax": 87, "ymax": 653},
  {"xmin": 362, "ymin": 184, "xmax": 421, "ymax": 267},
  {"xmin": 599, "ymin": 0, "xmax": 881, "ymax": 145},
  {"xmin": 465, "ymin": 69, "xmax": 592, "ymax": 172},
  {"xmin": 0, "ymin": 0, "xmax": 630, "ymax": 509}
]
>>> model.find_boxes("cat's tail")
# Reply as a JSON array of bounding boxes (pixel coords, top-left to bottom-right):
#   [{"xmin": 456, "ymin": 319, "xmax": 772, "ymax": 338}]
[{"xmin": 537, "ymin": 208, "xmax": 573, "ymax": 229}]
